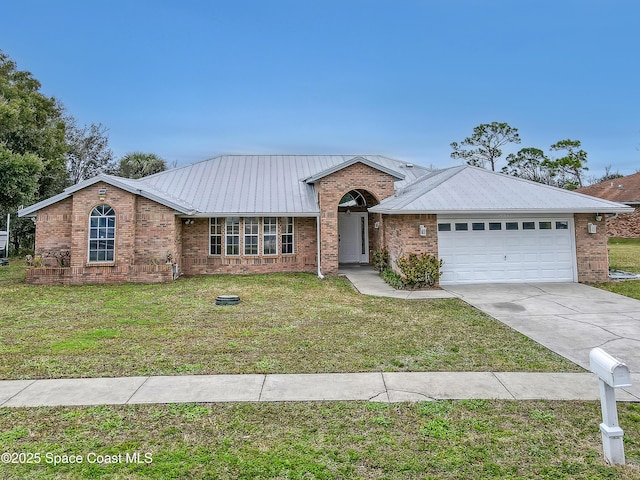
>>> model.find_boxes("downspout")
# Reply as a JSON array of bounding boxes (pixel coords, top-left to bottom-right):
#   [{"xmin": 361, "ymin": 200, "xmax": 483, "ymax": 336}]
[{"xmin": 316, "ymin": 214, "xmax": 324, "ymax": 279}]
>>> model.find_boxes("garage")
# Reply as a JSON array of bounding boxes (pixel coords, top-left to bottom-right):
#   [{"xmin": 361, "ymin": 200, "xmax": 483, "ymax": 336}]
[{"xmin": 437, "ymin": 217, "xmax": 577, "ymax": 285}]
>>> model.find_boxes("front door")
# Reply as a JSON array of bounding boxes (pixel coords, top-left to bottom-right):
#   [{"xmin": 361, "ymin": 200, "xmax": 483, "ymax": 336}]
[{"xmin": 338, "ymin": 212, "xmax": 369, "ymax": 263}]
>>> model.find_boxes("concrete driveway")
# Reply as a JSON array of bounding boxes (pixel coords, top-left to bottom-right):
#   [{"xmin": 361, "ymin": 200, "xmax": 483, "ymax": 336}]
[{"xmin": 444, "ymin": 283, "xmax": 640, "ymax": 398}]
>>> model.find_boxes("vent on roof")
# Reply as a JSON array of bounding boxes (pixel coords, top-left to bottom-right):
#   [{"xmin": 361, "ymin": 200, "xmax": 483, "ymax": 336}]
[
  {"xmin": 619, "ymin": 185, "xmax": 624, "ymax": 189},
  {"xmin": 405, "ymin": 163, "xmax": 414, "ymax": 168}
]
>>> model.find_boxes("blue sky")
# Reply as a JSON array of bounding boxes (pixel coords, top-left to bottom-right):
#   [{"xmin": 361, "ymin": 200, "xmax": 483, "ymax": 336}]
[{"xmin": 3, "ymin": 0, "xmax": 639, "ymax": 179}]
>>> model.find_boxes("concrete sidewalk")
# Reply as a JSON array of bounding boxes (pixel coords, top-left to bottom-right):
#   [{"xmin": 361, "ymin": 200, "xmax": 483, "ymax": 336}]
[
  {"xmin": 339, "ymin": 264, "xmax": 458, "ymax": 299},
  {"xmin": 1, "ymin": 372, "xmax": 638, "ymax": 408}
]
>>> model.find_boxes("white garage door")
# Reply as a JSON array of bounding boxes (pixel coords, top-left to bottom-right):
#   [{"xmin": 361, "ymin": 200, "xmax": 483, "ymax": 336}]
[{"xmin": 437, "ymin": 218, "xmax": 577, "ymax": 285}]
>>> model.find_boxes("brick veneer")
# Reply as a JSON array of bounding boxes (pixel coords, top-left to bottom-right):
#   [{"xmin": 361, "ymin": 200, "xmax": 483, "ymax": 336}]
[
  {"xmin": 606, "ymin": 209, "xmax": 640, "ymax": 238},
  {"xmin": 574, "ymin": 213, "xmax": 609, "ymax": 282},
  {"xmin": 29, "ymin": 183, "xmax": 179, "ymax": 284},
  {"xmin": 34, "ymin": 197, "xmax": 73, "ymax": 266},
  {"xmin": 315, "ymin": 162, "xmax": 396, "ymax": 274},
  {"xmin": 383, "ymin": 214, "xmax": 438, "ymax": 271},
  {"xmin": 180, "ymin": 217, "xmax": 318, "ymax": 275}
]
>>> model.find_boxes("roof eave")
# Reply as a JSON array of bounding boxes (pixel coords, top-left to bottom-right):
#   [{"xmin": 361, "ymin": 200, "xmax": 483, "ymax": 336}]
[
  {"xmin": 180, "ymin": 211, "xmax": 320, "ymax": 218},
  {"xmin": 18, "ymin": 175, "xmax": 196, "ymax": 217},
  {"xmin": 369, "ymin": 207, "xmax": 635, "ymax": 215}
]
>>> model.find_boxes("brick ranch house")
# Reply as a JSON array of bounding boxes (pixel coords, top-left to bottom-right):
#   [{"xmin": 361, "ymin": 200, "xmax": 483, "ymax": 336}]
[
  {"xmin": 576, "ymin": 172, "xmax": 640, "ymax": 238},
  {"xmin": 18, "ymin": 154, "xmax": 632, "ymax": 285}
]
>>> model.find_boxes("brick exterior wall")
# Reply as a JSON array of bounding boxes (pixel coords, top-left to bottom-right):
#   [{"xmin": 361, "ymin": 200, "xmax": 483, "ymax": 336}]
[
  {"xmin": 383, "ymin": 214, "xmax": 438, "ymax": 271},
  {"xmin": 34, "ymin": 197, "xmax": 73, "ymax": 266},
  {"xmin": 134, "ymin": 197, "xmax": 179, "ymax": 265},
  {"xmin": 574, "ymin": 213, "xmax": 609, "ymax": 283},
  {"xmin": 29, "ymin": 183, "xmax": 178, "ymax": 285},
  {"xmin": 606, "ymin": 209, "xmax": 640, "ymax": 238},
  {"xmin": 315, "ymin": 162, "xmax": 396, "ymax": 274},
  {"xmin": 180, "ymin": 217, "xmax": 318, "ymax": 275}
]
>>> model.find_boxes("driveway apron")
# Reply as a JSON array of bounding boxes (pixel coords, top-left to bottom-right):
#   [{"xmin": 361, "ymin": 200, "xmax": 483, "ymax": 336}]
[{"xmin": 443, "ymin": 283, "xmax": 640, "ymax": 399}]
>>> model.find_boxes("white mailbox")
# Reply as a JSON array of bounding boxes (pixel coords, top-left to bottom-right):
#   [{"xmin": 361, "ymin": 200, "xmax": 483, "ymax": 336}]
[
  {"xmin": 589, "ymin": 348, "xmax": 631, "ymax": 387},
  {"xmin": 589, "ymin": 347, "xmax": 632, "ymax": 465}
]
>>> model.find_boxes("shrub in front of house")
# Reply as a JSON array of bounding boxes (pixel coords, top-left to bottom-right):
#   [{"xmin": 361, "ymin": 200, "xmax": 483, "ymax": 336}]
[{"xmin": 395, "ymin": 252, "xmax": 444, "ymax": 288}]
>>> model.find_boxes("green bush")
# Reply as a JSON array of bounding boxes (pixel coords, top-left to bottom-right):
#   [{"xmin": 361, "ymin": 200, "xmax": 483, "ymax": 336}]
[
  {"xmin": 371, "ymin": 247, "xmax": 389, "ymax": 272},
  {"xmin": 381, "ymin": 267, "xmax": 404, "ymax": 289},
  {"xmin": 396, "ymin": 253, "xmax": 443, "ymax": 288}
]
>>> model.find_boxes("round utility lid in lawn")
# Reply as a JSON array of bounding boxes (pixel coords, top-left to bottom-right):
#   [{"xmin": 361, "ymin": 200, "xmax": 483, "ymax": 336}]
[{"xmin": 215, "ymin": 295, "xmax": 240, "ymax": 306}]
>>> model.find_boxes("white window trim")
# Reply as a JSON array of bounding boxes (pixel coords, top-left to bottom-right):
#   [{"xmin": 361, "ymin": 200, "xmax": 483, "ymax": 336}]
[
  {"xmin": 209, "ymin": 217, "xmax": 222, "ymax": 256},
  {"xmin": 244, "ymin": 217, "xmax": 260, "ymax": 256},
  {"xmin": 282, "ymin": 217, "xmax": 295, "ymax": 255},
  {"xmin": 225, "ymin": 217, "xmax": 240, "ymax": 256},
  {"xmin": 87, "ymin": 204, "xmax": 116, "ymax": 263},
  {"xmin": 262, "ymin": 217, "xmax": 278, "ymax": 256}
]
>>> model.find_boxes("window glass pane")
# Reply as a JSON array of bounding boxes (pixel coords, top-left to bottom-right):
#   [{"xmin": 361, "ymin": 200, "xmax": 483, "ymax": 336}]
[
  {"xmin": 226, "ymin": 217, "xmax": 239, "ymax": 234},
  {"xmin": 556, "ymin": 221, "xmax": 569, "ymax": 230},
  {"xmin": 539, "ymin": 221, "xmax": 552, "ymax": 230},
  {"xmin": 282, "ymin": 217, "xmax": 294, "ymax": 254},
  {"xmin": 523, "ymin": 221, "xmax": 535, "ymax": 230},
  {"xmin": 438, "ymin": 223, "xmax": 451, "ymax": 232},
  {"xmin": 472, "ymin": 222, "xmax": 485, "ymax": 231},
  {"xmin": 489, "ymin": 222, "xmax": 502, "ymax": 230},
  {"xmin": 88, "ymin": 204, "xmax": 115, "ymax": 263},
  {"xmin": 263, "ymin": 217, "xmax": 278, "ymax": 255},
  {"xmin": 506, "ymin": 222, "xmax": 518, "ymax": 230},
  {"xmin": 210, "ymin": 218, "xmax": 222, "ymax": 255},
  {"xmin": 244, "ymin": 217, "xmax": 259, "ymax": 255},
  {"xmin": 455, "ymin": 223, "xmax": 468, "ymax": 231},
  {"xmin": 226, "ymin": 236, "xmax": 239, "ymax": 255}
]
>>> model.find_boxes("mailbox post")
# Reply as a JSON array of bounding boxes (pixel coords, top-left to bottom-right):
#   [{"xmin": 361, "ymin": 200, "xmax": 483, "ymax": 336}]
[{"xmin": 589, "ymin": 348, "xmax": 632, "ymax": 465}]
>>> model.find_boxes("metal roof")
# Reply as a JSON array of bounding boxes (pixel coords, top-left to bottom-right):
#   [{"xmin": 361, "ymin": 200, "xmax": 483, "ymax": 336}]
[
  {"xmin": 18, "ymin": 175, "xmax": 197, "ymax": 217},
  {"xmin": 138, "ymin": 154, "xmax": 427, "ymax": 216},
  {"xmin": 370, "ymin": 165, "xmax": 635, "ymax": 215}
]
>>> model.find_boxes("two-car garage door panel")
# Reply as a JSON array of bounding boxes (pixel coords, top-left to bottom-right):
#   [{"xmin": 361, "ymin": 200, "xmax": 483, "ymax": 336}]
[{"xmin": 438, "ymin": 218, "xmax": 576, "ymax": 285}]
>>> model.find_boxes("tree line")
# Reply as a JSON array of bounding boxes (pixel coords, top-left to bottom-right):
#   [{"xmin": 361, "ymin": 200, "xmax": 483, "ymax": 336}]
[
  {"xmin": 0, "ymin": 50, "xmax": 169, "ymax": 253},
  {"xmin": 450, "ymin": 121, "xmax": 620, "ymax": 190}
]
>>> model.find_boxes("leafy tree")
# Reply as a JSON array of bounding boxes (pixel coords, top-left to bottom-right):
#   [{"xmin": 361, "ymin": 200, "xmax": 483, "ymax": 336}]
[
  {"xmin": 501, "ymin": 147, "xmax": 554, "ymax": 184},
  {"xmin": 0, "ymin": 50, "xmax": 68, "ymax": 251},
  {"xmin": 117, "ymin": 152, "xmax": 167, "ymax": 179},
  {"xmin": 548, "ymin": 139, "xmax": 588, "ymax": 189},
  {"xmin": 66, "ymin": 121, "xmax": 115, "ymax": 184},
  {"xmin": 451, "ymin": 122, "xmax": 521, "ymax": 171},
  {"xmin": 0, "ymin": 145, "xmax": 43, "ymax": 213}
]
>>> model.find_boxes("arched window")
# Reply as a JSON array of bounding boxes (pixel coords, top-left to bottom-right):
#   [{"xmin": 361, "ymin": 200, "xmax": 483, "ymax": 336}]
[
  {"xmin": 88, "ymin": 205, "xmax": 115, "ymax": 262},
  {"xmin": 339, "ymin": 190, "xmax": 367, "ymax": 208}
]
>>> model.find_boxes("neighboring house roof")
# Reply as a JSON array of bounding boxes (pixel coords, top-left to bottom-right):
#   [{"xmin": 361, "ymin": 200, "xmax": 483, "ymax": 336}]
[
  {"xmin": 575, "ymin": 172, "xmax": 640, "ymax": 205},
  {"xmin": 137, "ymin": 154, "xmax": 426, "ymax": 216},
  {"xmin": 18, "ymin": 155, "xmax": 428, "ymax": 218},
  {"xmin": 369, "ymin": 165, "xmax": 635, "ymax": 215},
  {"xmin": 18, "ymin": 175, "xmax": 198, "ymax": 218}
]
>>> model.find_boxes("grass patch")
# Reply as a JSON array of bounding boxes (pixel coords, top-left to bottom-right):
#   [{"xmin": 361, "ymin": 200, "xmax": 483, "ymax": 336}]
[
  {"xmin": 594, "ymin": 238, "xmax": 640, "ymax": 299},
  {"xmin": 609, "ymin": 237, "xmax": 640, "ymax": 273},
  {"xmin": 0, "ymin": 401, "xmax": 639, "ymax": 478},
  {"xmin": 0, "ymin": 261, "xmax": 580, "ymax": 379}
]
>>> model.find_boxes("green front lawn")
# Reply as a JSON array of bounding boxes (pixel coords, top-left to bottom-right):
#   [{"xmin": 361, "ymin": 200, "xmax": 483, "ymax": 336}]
[
  {"xmin": 0, "ymin": 260, "xmax": 579, "ymax": 379},
  {"xmin": 609, "ymin": 237, "xmax": 640, "ymax": 273},
  {"xmin": 1, "ymin": 401, "xmax": 639, "ymax": 479},
  {"xmin": 597, "ymin": 238, "xmax": 640, "ymax": 299}
]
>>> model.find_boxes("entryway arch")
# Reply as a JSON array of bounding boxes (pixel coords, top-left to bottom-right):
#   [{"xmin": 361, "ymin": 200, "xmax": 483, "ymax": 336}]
[{"xmin": 337, "ymin": 189, "xmax": 378, "ymax": 264}]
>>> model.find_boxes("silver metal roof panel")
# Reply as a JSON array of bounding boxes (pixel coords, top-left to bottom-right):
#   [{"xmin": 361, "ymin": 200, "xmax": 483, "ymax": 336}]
[{"xmin": 370, "ymin": 166, "xmax": 635, "ymax": 214}]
